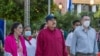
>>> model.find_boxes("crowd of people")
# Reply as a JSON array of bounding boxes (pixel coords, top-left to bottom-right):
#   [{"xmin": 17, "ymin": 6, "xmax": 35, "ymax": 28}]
[{"xmin": 0, "ymin": 14, "xmax": 100, "ymax": 56}]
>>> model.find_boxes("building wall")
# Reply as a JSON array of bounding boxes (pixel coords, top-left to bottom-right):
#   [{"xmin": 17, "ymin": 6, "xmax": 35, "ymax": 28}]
[
  {"xmin": 73, "ymin": 0, "xmax": 90, "ymax": 4},
  {"xmin": 53, "ymin": 0, "xmax": 67, "ymax": 14},
  {"xmin": 73, "ymin": 0, "xmax": 100, "ymax": 4},
  {"xmin": 54, "ymin": 0, "xmax": 100, "ymax": 14},
  {"xmin": 95, "ymin": 0, "xmax": 100, "ymax": 4}
]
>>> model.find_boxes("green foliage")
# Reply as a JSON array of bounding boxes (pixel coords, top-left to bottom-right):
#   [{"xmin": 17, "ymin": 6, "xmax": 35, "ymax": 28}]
[
  {"xmin": 54, "ymin": 11, "xmax": 100, "ymax": 31},
  {"xmin": 80, "ymin": 11, "xmax": 94, "ymax": 18},
  {"xmin": 0, "ymin": 0, "xmax": 54, "ymax": 31},
  {"xmin": 1, "ymin": 0, "xmax": 100, "ymax": 32},
  {"xmin": 54, "ymin": 12, "xmax": 79, "ymax": 31},
  {"xmin": 94, "ymin": 9, "xmax": 100, "ymax": 30},
  {"xmin": 6, "ymin": 19, "xmax": 13, "ymax": 34},
  {"xmin": 94, "ymin": 9, "xmax": 100, "ymax": 19},
  {"xmin": 0, "ymin": 0, "xmax": 51, "ymax": 21},
  {"xmin": 30, "ymin": 0, "xmax": 48, "ymax": 21},
  {"xmin": 0, "ymin": 0, "xmax": 24, "ymax": 22}
]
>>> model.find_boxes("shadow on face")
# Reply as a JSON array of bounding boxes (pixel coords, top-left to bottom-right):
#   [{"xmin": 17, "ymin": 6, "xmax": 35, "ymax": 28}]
[
  {"xmin": 81, "ymin": 16, "xmax": 91, "ymax": 24},
  {"xmin": 47, "ymin": 18, "xmax": 57, "ymax": 28},
  {"xmin": 14, "ymin": 24, "xmax": 23, "ymax": 36},
  {"xmin": 73, "ymin": 22, "xmax": 81, "ymax": 29},
  {"xmin": 24, "ymin": 27, "xmax": 31, "ymax": 31}
]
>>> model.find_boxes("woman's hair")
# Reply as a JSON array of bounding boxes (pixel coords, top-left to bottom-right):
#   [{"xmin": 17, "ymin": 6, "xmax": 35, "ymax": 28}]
[{"xmin": 9, "ymin": 22, "xmax": 21, "ymax": 35}]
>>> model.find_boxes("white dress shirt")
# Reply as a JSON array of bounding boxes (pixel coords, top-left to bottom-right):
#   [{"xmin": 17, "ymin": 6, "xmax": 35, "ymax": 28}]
[
  {"xmin": 25, "ymin": 38, "xmax": 36, "ymax": 56},
  {"xmin": 65, "ymin": 32, "xmax": 73, "ymax": 47}
]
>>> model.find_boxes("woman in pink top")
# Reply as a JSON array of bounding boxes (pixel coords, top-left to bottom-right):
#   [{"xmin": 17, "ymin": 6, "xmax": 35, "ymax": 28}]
[{"xmin": 4, "ymin": 22, "xmax": 27, "ymax": 56}]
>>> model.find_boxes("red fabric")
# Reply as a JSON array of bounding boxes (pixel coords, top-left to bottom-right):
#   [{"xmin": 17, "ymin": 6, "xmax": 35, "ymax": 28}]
[
  {"xmin": 98, "ymin": 52, "xmax": 100, "ymax": 56},
  {"xmin": 35, "ymin": 28, "xmax": 68, "ymax": 56},
  {"xmin": 28, "ymin": 36, "xmax": 32, "ymax": 41},
  {"xmin": 27, "ymin": 36, "xmax": 33, "ymax": 45}
]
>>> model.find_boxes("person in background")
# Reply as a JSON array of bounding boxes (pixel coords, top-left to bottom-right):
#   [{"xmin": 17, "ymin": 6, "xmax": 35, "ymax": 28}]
[
  {"xmin": 71, "ymin": 15, "xmax": 98, "ymax": 56},
  {"xmin": 65, "ymin": 20, "xmax": 80, "ymax": 55},
  {"xmin": 24, "ymin": 26, "xmax": 36, "ymax": 56},
  {"xmin": 59, "ymin": 27, "xmax": 68, "ymax": 40},
  {"xmin": 4, "ymin": 22, "xmax": 27, "ymax": 56},
  {"xmin": 96, "ymin": 30, "xmax": 100, "ymax": 56},
  {"xmin": 35, "ymin": 14, "xmax": 68, "ymax": 56},
  {"xmin": 39, "ymin": 23, "xmax": 47, "ymax": 30},
  {"xmin": 63, "ymin": 30, "xmax": 68, "ymax": 40}
]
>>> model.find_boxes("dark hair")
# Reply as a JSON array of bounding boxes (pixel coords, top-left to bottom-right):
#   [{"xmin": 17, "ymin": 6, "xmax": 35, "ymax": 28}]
[
  {"xmin": 24, "ymin": 25, "xmax": 30, "ymax": 30},
  {"xmin": 81, "ymin": 15, "xmax": 90, "ymax": 20},
  {"xmin": 40, "ymin": 23, "xmax": 46, "ymax": 30},
  {"xmin": 72, "ymin": 20, "xmax": 80, "ymax": 25},
  {"xmin": 9, "ymin": 22, "xmax": 22, "ymax": 35}
]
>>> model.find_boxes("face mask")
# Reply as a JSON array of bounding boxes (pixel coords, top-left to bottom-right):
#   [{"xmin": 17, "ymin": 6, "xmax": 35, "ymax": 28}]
[
  {"xmin": 24, "ymin": 31, "xmax": 31, "ymax": 37},
  {"xmin": 83, "ymin": 21, "xmax": 90, "ymax": 27}
]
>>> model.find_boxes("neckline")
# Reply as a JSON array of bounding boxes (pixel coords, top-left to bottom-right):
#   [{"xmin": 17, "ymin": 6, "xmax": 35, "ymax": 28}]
[{"xmin": 47, "ymin": 27, "xmax": 56, "ymax": 32}]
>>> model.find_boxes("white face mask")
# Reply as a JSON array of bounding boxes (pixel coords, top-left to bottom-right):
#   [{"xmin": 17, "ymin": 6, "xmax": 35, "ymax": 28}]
[
  {"xmin": 83, "ymin": 21, "xmax": 90, "ymax": 27},
  {"xmin": 24, "ymin": 31, "xmax": 31, "ymax": 37}
]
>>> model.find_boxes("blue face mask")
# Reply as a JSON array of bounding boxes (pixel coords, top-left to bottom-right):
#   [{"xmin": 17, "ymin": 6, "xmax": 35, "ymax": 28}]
[{"xmin": 25, "ymin": 31, "xmax": 31, "ymax": 37}]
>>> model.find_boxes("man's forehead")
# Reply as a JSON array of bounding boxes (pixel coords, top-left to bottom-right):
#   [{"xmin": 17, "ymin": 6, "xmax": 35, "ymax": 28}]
[
  {"xmin": 75, "ymin": 22, "xmax": 80, "ymax": 25},
  {"xmin": 18, "ymin": 25, "xmax": 22, "ymax": 27},
  {"xmin": 83, "ymin": 16, "xmax": 90, "ymax": 19}
]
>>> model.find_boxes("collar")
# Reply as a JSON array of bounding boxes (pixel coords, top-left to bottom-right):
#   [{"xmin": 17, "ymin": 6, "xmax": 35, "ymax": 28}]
[
  {"xmin": 25, "ymin": 36, "xmax": 32, "ymax": 41},
  {"xmin": 28, "ymin": 36, "xmax": 32, "ymax": 41},
  {"xmin": 81, "ymin": 26, "xmax": 91, "ymax": 32},
  {"xmin": 47, "ymin": 27, "xmax": 56, "ymax": 32},
  {"xmin": 10, "ymin": 34, "xmax": 21, "ymax": 40}
]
